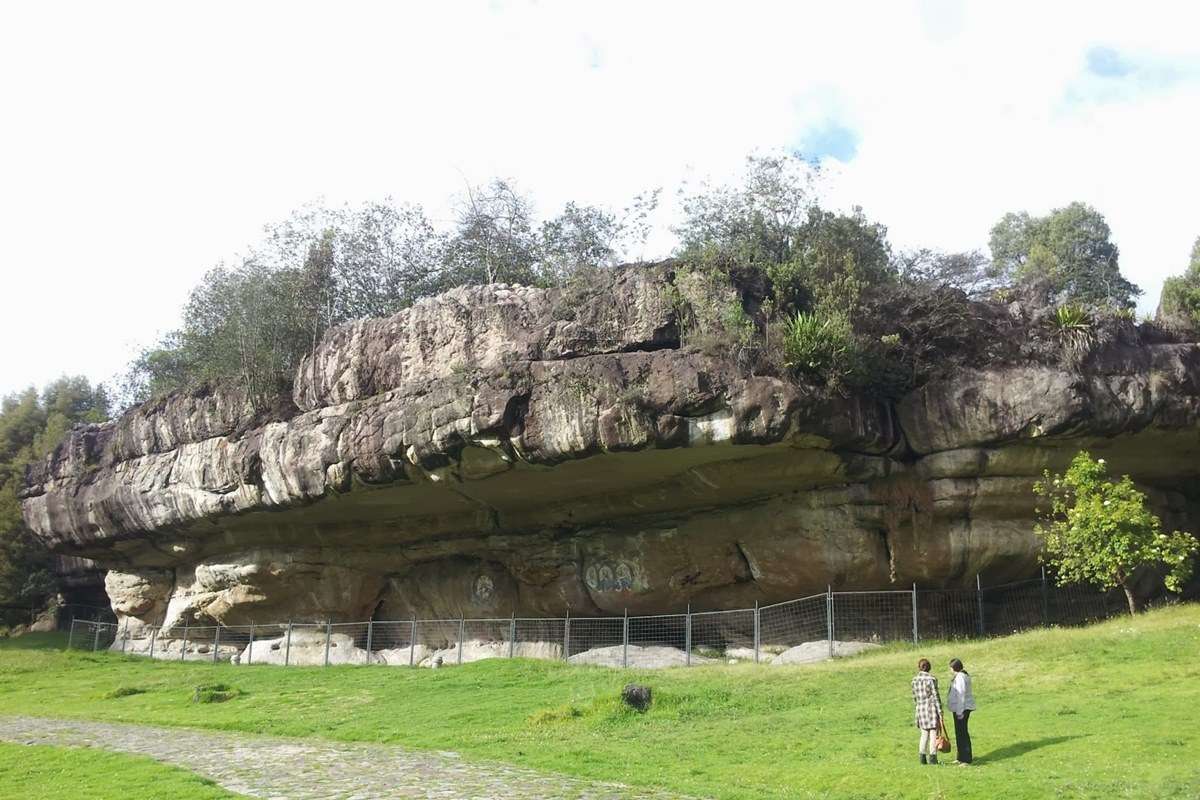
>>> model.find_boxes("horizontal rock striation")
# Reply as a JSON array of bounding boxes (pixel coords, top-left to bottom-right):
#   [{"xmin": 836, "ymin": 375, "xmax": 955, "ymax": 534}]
[{"xmin": 21, "ymin": 265, "xmax": 1200, "ymax": 638}]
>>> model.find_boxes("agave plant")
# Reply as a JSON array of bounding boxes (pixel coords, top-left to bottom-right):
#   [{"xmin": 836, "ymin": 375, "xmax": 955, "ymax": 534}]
[{"xmin": 1051, "ymin": 303, "xmax": 1094, "ymax": 355}]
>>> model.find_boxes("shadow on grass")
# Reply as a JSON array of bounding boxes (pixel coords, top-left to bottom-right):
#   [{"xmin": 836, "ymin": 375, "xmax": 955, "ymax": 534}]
[
  {"xmin": 0, "ymin": 632, "xmax": 70, "ymax": 651},
  {"xmin": 979, "ymin": 735, "xmax": 1081, "ymax": 763}
]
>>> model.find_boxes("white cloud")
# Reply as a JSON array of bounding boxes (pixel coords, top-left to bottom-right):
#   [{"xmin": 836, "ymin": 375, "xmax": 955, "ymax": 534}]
[{"xmin": 1, "ymin": 0, "xmax": 1198, "ymax": 396}]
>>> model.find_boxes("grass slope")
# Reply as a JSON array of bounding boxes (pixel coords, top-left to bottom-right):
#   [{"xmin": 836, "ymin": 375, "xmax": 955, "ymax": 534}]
[
  {"xmin": 0, "ymin": 742, "xmax": 241, "ymax": 800},
  {"xmin": 2, "ymin": 606, "xmax": 1199, "ymax": 800}
]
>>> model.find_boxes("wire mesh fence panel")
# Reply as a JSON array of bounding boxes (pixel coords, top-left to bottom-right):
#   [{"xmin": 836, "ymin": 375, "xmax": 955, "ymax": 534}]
[
  {"xmin": 757, "ymin": 597, "xmax": 826, "ymax": 655},
  {"xmin": 368, "ymin": 620, "xmax": 419, "ymax": 665},
  {"xmin": 628, "ymin": 614, "xmax": 686, "ymax": 651},
  {"xmin": 57, "ymin": 577, "xmax": 1142, "ymax": 670},
  {"xmin": 411, "ymin": 619, "xmax": 466, "ymax": 652},
  {"xmin": 832, "ymin": 592, "xmax": 914, "ymax": 644},
  {"xmin": 120, "ymin": 624, "xmax": 155, "ymax": 657},
  {"xmin": 436, "ymin": 619, "xmax": 510, "ymax": 665},
  {"xmin": 326, "ymin": 622, "xmax": 371, "ymax": 665},
  {"xmin": 514, "ymin": 618, "xmax": 566, "ymax": 660},
  {"xmin": 273, "ymin": 623, "xmax": 324, "ymax": 667},
  {"xmin": 69, "ymin": 619, "xmax": 117, "ymax": 651},
  {"xmin": 983, "ymin": 580, "xmax": 1046, "ymax": 635},
  {"xmin": 690, "ymin": 608, "xmax": 757, "ymax": 659},
  {"xmin": 1049, "ymin": 584, "xmax": 1117, "ymax": 626},
  {"xmin": 565, "ymin": 617, "xmax": 624, "ymax": 659},
  {"xmin": 916, "ymin": 590, "xmax": 978, "ymax": 640}
]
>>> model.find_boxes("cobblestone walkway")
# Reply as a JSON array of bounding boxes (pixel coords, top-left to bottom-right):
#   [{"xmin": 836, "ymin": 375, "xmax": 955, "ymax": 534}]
[{"xmin": 0, "ymin": 715, "xmax": 698, "ymax": 800}]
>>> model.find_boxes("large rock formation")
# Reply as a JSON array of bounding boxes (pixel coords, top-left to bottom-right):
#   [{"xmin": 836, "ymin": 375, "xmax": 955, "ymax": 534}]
[{"xmin": 20, "ymin": 265, "xmax": 1200, "ymax": 636}]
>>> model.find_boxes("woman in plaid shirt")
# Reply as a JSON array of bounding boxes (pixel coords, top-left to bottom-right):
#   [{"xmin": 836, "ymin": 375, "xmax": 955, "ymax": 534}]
[{"xmin": 912, "ymin": 658, "xmax": 943, "ymax": 764}]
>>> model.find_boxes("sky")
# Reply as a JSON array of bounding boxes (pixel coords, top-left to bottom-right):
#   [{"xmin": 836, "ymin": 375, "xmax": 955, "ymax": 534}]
[{"xmin": 2, "ymin": 0, "xmax": 1199, "ymax": 399}]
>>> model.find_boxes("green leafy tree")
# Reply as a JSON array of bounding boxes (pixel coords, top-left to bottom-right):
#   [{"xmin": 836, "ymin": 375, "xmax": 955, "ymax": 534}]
[
  {"xmin": 989, "ymin": 202, "xmax": 1140, "ymax": 309},
  {"xmin": 1034, "ymin": 451, "xmax": 1198, "ymax": 615},
  {"xmin": 0, "ymin": 378, "xmax": 109, "ymax": 621},
  {"xmin": 766, "ymin": 206, "xmax": 893, "ymax": 315},
  {"xmin": 1158, "ymin": 236, "xmax": 1200, "ymax": 328},
  {"xmin": 675, "ymin": 153, "xmax": 817, "ymax": 269}
]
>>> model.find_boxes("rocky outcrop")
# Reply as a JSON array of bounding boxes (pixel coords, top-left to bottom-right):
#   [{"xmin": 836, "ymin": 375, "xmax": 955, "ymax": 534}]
[{"xmin": 20, "ymin": 265, "xmax": 1200, "ymax": 638}]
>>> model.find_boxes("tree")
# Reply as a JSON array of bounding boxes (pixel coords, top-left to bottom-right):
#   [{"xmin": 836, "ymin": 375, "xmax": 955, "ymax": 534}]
[
  {"xmin": 442, "ymin": 179, "xmax": 540, "ymax": 288},
  {"xmin": 1158, "ymin": 236, "xmax": 1200, "ymax": 328},
  {"xmin": 896, "ymin": 248, "xmax": 994, "ymax": 297},
  {"xmin": 0, "ymin": 378, "xmax": 109, "ymax": 622},
  {"xmin": 675, "ymin": 152, "xmax": 818, "ymax": 268},
  {"xmin": 538, "ymin": 202, "xmax": 621, "ymax": 285},
  {"xmin": 1033, "ymin": 451, "xmax": 1198, "ymax": 615},
  {"xmin": 988, "ymin": 202, "xmax": 1140, "ymax": 309},
  {"xmin": 767, "ymin": 206, "xmax": 893, "ymax": 315}
]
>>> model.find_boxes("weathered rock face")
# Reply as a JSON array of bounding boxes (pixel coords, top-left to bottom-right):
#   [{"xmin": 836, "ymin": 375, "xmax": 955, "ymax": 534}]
[{"xmin": 20, "ymin": 265, "xmax": 1200, "ymax": 634}]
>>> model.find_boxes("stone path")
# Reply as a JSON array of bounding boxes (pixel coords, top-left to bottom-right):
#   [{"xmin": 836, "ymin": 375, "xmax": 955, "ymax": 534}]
[{"xmin": 0, "ymin": 715, "xmax": 698, "ymax": 800}]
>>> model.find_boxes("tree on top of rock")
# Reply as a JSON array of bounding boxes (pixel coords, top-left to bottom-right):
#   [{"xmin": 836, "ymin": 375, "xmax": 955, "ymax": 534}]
[
  {"xmin": 989, "ymin": 202, "xmax": 1140, "ymax": 309},
  {"xmin": 1158, "ymin": 235, "xmax": 1200, "ymax": 330}
]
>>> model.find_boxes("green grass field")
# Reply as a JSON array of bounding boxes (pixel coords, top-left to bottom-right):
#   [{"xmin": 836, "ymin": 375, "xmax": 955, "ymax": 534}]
[
  {"xmin": 0, "ymin": 742, "xmax": 240, "ymax": 800},
  {"xmin": 2, "ymin": 605, "xmax": 1199, "ymax": 800}
]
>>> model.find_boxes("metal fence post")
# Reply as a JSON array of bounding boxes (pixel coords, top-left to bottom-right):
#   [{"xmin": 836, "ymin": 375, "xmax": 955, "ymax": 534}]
[
  {"xmin": 324, "ymin": 619, "xmax": 333, "ymax": 667},
  {"xmin": 121, "ymin": 620, "xmax": 129, "ymax": 654},
  {"xmin": 622, "ymin": 608, "xmax": 629, "ymax": 668},
  {"xmin": 753, "ymin": 601, "xmax": 760, "ymax": 664},
  {"xmin": 563, "ymin": 608, "xmax": 570, "ymax": 661},
  {"xmin": 91, "ymin": 622, "xmax": 101, "ymax": 652},
  {"xmin": 247, "ymin": 625, "xmax": 255, "ymax": 665},
  {"xmin": 1040, "ymin": 566, "xmax": 1050, "ymax": 627},
  {"xmin": 409, "ymin": 617, "xmax": 417, "ymax": 667},
  {"xmin": 911, "ymin": 583, "xmax": 919, "ymax": 645},
  {"xmin": 148, "ymin": 627, "xmax": 157, "ymax": 660},
  {"xmin": 66, "ymin": 616, "xmax": 75, "ymax": 651},
  {"xmin": 508, "ymin": 613, "xmax": 516, "ymax": 659},
  {"xmin": 284, "ymin": 621, "xmax": 293, "ymax": 667},
  {"xmin": 180, "ymin": 624, "xmax": 189, "ymax": 661},
  {"xmin": 457, "ymin": 617, "xmax": 465, "ymax": 666},
  {"xmin": 826, "ymin": 586, "xmax": 834, "ymax": 659},
  {"xmin": 213, "ymin": 626, "xmax": 221, "ymax": 663},
  {"xmin": 685, "ymin": 605, "xmax": 692, "ymax": 667},
  {"xmin": 365, "ymin": 619, "xmax": 374, "ymax": 665},
  {"xmin": 975, "ymin": 574, "xmax": 986, "ymax": 636}
]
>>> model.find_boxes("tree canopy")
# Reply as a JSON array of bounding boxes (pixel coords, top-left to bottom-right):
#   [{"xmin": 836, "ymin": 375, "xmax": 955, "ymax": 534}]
[
  {"xmin": 1158, "ymin": 236, "xmax": 1200, "ymax": 329},
  {"xmin": 1034, "ymin": 451, "xmax": 1198, "ymax": 615},
  {"xmin": 988, "ymin": 202, "xmax": 1140, "ymax": 309},
  {"xmin": 0, "ymin": 378, "xmax": 110, "ymax": 623},
  {"xmin": 123, "ymin": 185, "xmax": 659, "ymax": 408},
  {"xmin": 115, "ymin": 154, "xmax": 1158, "ymax": 408}
]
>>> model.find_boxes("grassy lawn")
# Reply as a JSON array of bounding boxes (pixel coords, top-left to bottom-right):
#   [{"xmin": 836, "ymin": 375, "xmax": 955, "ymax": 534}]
[
  {"xmin": 0, "ymin": 742, "xmax": 241, "ymax": 800},
  {"xmin": 2, "ymin": 606, "xmax": 1199, "ymax": 800}
]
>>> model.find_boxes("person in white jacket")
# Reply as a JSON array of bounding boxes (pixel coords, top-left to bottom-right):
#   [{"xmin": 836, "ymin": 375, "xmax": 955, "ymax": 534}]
[{"xmin": 947, "ymin": 658, "xmax": 976, "ymax": 764}]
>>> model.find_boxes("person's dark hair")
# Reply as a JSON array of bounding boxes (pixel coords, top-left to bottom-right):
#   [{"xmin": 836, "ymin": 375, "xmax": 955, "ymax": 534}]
[
  {"xmin": 918, "ymin": 658, "xmax": 931, "ymax": 672},
  {"xmin": 949, "ymin": 658, "xmax": 968, "ymax": 674}
]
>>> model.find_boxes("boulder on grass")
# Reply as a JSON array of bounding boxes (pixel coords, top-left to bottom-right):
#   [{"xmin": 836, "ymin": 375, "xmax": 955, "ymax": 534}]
[{"xmin": 770, "ymin": 640, "xmax": 881, "ymax": 665}]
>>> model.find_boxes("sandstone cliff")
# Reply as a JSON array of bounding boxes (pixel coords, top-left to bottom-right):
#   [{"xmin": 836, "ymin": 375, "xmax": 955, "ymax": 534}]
[{"xmin": 21, "ymin": 264, "xmax": 1200, "ymax": 634}]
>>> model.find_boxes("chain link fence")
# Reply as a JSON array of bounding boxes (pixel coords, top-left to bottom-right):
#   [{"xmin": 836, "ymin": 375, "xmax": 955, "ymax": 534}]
[{"xmin": 65, "ymin": 570, "xmax": 1127, "ymax": 668}]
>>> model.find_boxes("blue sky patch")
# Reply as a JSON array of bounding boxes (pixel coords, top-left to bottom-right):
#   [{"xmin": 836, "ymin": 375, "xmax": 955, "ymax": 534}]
[
  {"xmin": 1086, "ymin": 46, "xmax": 1133, "ymax": 78},
  {"xmin": 798, "ymin": 120, "xmax": 859, "ymax": 162}
]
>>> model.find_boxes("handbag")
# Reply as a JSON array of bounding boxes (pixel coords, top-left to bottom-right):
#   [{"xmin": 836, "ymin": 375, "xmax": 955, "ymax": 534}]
[{"xmin": 936, "ymin": 719, "xmax": 952, "ymax": 753}]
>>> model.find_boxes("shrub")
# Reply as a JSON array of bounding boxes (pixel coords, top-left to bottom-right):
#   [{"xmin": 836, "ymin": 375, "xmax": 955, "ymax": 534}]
[
  {"xmin": 1050, "ymin": 303, "xmax": 1094, "ymax": 357},
  {"xmin": 782, "ymin": 310, "xmax": 859, "ymax": 383}
]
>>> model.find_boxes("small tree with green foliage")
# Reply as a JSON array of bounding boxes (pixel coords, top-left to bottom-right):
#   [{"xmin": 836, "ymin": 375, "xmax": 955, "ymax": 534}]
[
  {"xmin": 1158, "ymin": 235, "xmax": 1200, "ymax": 329},
  {"xmin": 1034, "ymin": 451, "xmax": 1198, "ymax": 615}
]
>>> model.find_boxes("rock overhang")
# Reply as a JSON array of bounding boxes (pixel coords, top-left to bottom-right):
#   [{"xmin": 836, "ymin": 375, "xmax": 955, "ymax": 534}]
[{"xmin": 19, "ymin": 264, "xmax": 1200, "ymax": 629}]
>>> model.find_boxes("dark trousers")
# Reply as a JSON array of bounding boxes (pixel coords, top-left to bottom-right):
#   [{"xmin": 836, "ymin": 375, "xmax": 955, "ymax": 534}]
[{"xmin": 953, "ymin": 710, "xmax": 973, "ymax": 763}]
